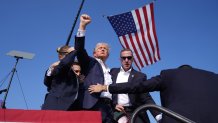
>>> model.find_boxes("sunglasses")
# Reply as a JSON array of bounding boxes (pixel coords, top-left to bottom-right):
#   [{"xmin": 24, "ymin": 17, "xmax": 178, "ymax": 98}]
[{"xmin": 121, "ymin": 56, "xmax": 133, "ymax": 60}]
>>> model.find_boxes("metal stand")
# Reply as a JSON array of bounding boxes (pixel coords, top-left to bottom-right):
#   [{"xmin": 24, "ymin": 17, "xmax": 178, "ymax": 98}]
[
  {"xmin": 0, "ymin": 50, "xmax": 34, "ymax": 109},
  {"xmin": 1, "ymin": 56, "xmax": 22, "ymax": 109},
  {"xmin": 65, "ymin": 0, "xmax": 85, "ymax": 45}
]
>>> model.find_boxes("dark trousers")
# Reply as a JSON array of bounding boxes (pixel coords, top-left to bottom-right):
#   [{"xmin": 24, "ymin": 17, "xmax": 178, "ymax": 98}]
[
  {"xmin": 91, "ymin": 98, "xmax": 117, "ymax": 123},
  {"xmin": 68, "ymin": 99, "xmax": 83, "ymax": 111}
]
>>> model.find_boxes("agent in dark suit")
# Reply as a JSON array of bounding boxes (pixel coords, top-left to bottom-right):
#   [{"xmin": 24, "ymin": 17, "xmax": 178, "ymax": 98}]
[
  {"xmin": 110, "ymin": 49, "xmax": 161, "ymax": 123},
  {"xmin": 70, "ymin": 61, "xmax": 85, "ymax": 110},
  {"xmin": 89, "ymin": 65, "xmax": 218, "ymax": 123},
  {"xmin": 75, "ymin": 14, "xmax": 115, "ymax": 123},
  {"xmin": 42, "ymin": 46, "xmax": 80, "ymax": 111}
]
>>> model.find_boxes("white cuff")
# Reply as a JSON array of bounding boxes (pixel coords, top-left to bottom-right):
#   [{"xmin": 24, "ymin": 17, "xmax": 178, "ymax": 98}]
[
  {"xmin": 155, "ymin": 114, "xmax": 162, "ymax": 121},
  {"xmin": 46, "ymin": 67, "xmax": 53, "ymax": 76},
  {"xmin": 106, "ymin": 85, "xmax": 109, "ymax": 92},
  {"xmin": 77, "ymin": 29, "xmax": 86, "ymax": 37}
]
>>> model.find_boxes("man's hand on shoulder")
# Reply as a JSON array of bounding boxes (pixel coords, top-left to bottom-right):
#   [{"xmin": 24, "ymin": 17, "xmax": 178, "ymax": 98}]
[
  {"xmin": 47, "ymin": 61, "xmax": 60, "ymax": 76},
  {"xmin": 88, "ymin": 84, "xmax": 107, "ymax": 94}
]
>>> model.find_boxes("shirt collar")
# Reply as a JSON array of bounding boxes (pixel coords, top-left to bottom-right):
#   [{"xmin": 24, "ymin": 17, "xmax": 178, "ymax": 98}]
[
  {"xmin": 96, "ymin": 58, "xmax": 103, "ymax": 64},
  {"xmin": 120, "ymin": 67, "xmax": 132, "ymax": 73},
  {"xmin": 96, "ymin": 58, "xmax": 110, "ymax": 71}
]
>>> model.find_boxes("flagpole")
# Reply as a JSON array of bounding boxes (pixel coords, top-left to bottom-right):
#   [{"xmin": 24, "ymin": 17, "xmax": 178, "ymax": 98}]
[{"xmin": 65, "ymin": 0, "xmax": 85, "ymax": 46}]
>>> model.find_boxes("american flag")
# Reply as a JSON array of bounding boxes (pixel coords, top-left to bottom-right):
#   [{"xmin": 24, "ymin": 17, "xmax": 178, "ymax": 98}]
[{"xmin": 107, "ymin": 3, "xmax": 160, "ymax": 70}]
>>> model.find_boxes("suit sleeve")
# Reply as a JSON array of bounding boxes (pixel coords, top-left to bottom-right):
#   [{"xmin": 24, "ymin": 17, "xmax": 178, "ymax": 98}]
[
  {"xmin": 140, "ymin": 92, "xmax": 161, "ymax": 116},
  {"xmin": 75, "ymin": 36, "xmax": 92, "ymax": 75},
  {"xmin": 136, "ymin": 74, "xmax": 161, "ymax": 116},
  {"xmin": 109, "ymin": 74, "xmax": 162, "ymax": 94},
  {"xmin": 52, "ymin": 50, "xmax": 77, "ymax": 76},
  {"xmin": 43, "ymin": 70, "xmax": 52, "ymax": 91}
]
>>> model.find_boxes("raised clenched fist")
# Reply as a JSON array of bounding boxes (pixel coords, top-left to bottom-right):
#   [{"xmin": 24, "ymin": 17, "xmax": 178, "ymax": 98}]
[{"xmin": 79, "ymin": 14, "xmax": 91, "ymax": 30}]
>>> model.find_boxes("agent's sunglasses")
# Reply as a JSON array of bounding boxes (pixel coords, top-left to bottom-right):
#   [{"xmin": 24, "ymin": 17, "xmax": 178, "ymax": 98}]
[{"xmin": 121, "ymin": 56, "xmax": 133, "ymax": 60}]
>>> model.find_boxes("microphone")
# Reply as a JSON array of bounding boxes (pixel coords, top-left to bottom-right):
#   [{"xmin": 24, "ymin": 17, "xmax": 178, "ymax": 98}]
[{"xmin": 0, "ymin": 89, "xmax": 7, "ymax": 94}]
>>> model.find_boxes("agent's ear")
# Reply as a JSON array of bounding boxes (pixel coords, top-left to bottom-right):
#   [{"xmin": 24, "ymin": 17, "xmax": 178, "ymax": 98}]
[
  {"xmin": 56, "ymin": 47, "xmax": 61, "ymax": 53},
  {"xmin": 93, "ymin": 51, "xmax": 97, "ymax": 57}
]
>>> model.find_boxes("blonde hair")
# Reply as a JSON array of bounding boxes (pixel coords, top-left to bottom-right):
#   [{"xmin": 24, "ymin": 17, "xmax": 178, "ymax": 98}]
[
  {"xmin": 56, "ymin": 45, "xmax": 70, "ymax": 53},
  {"xmin": 93, "ymin": 42, "xmax": 110, "ymax": 53}
]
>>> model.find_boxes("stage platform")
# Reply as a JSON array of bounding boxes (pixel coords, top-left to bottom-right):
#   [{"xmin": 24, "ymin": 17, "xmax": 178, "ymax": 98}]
[{"xmin": 0, "ymin": 109, "xmax": 101, "ymax": 123}]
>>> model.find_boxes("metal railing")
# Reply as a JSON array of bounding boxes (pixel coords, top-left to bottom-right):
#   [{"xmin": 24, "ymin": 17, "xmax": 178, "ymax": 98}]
[{"xmin": 131, "ymin": 104, "xmax": 196, "ymax": 123}]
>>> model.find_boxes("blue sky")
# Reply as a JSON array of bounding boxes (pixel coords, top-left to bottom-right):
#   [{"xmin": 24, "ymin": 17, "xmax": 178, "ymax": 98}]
[{"xmin": 0, "ymin": 0, "xmax": 218, "ymax": 121}]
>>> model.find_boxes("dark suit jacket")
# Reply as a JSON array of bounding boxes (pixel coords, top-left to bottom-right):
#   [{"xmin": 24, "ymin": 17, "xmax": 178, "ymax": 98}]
[
  {"xmin": 109, "ymin": 66, "xmax": 218, "ymax": 123},
  {"xmin": 75, "ymin": 36, "xmax": 104, "ymax": 109},
  {"xmin": 42, "ymin": 50, "xmax": 79, "ymax": 110},
  {"xmin": 110, "ymin": 68, "xmax": 160, "ymax": 122}
]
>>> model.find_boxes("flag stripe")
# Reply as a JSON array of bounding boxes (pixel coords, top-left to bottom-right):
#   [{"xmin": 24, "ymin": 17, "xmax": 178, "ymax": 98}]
[
  {"xmin": 132, "ymin": 12, "xmax": 151, "ymax": 66},
  {"xmin": 144, "ymin": 4, "xmax": 158, "ymax": 62},
  {"xmin": 132, "ymin": 10, "xmax": 149, "ymax": 66},
  {"xmin": 134, "ymin": 8, "xmax": 154, "ymax": 65},
  {"xmin": 137, "ymin": 8, "xmax": 153, "ymax": 65},
  {"xmin": 129, "ymin": 33, "xmax": 144, "ymax": 67},
  {"xmin": 134, "ymin": 32, "xmax": 149, "ymax": 65},
  {"xmin": 142, "ymin": 6, "xmax": 156, "ymax": 63},
  {"xmin": 130, "ymin": 34, "xmax": 145, "ymax": 66},
  {"xmin": 150, "ymin": 3, "xmax": 161, "ymax": 61}
]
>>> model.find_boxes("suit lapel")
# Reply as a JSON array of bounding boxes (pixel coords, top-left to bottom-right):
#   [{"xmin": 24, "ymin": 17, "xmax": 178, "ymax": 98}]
[
  {"xmin": 128, "ymin": 69, "xmax": 136, "ymax": 83},
  {"xmin": 112, "ymin": 68, "xmax": 120, "ymax": 84},
  {"xmin": 128, "ymin": 69, "xmax": 137, "ymax": 104}
]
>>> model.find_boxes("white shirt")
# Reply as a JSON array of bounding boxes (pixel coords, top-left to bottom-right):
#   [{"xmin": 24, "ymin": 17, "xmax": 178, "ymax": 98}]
[
  {"xmin": 77, "ymin": 29, "xmax": 86, "ymax": 37},
  {"xmin": 46, "ymin": 66, "xmax": 53, "ymax": 76},
  {"xmin": 96, "ymin": 58, "xmax": 112, "ymax": 99},
  {"xmin": 116, "ymin": 67, "xmax": 132, "ymax": 106}
]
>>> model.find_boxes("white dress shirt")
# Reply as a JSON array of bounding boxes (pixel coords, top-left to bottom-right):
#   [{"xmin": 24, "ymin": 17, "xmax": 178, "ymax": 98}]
[
  {"xmin": 96, "ymin": 58, "xmax": 112, "ymax": 99},
  {"xmin": 46, "ymin": 66, "xmax": 53, "ymax": 76},
  {"xmin": 116, "ymin": 67, "xmax": 132, "ymax": 106},
  {"xmin": 77, "ymin": 29, "xmax": 86, "ymax": 37}
]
